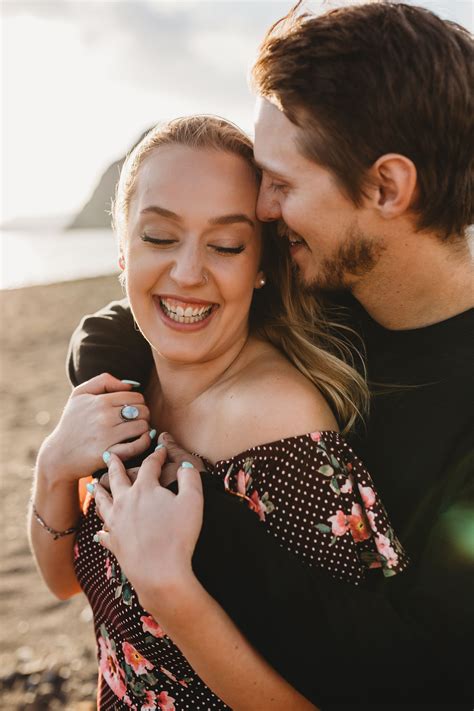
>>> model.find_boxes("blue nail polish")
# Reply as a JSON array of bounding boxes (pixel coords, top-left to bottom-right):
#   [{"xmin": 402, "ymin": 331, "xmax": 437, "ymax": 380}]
[
  {"xmin": 155, "ymin": 443, "xmax": 165, "ymax": 451},
  {"xmin": 181, "ymin": 461, "xmax": 194, "ymax": 469},
  {"xmin": 149, "ymin": 429, "xmax": 157, "ymax": 439},
  {"xmin": 86, "ymin": 482, "xmax": 96, "ymax": 495},
  {"xmin": 121, "ymin": 379, "xmax": 141, "ymax": 387},
  {"xmin": 102, "ymin": 451, "xmax": 111, "ymax": 465}
]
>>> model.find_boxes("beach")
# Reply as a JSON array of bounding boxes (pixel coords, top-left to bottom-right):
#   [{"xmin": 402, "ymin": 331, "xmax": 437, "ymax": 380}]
[{"xmin": 0, "ymin": 274, "xmax": 123, "ymax": 710}]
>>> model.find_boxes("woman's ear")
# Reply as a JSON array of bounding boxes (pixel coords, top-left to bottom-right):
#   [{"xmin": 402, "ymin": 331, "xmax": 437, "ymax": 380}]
[
  {"xmin": 367, "ymin": 153, "xmax": 418, "ymax": 219},
  {"xmin": 118, "ymin": 253, "xmax": 125, "ymax": 271}
]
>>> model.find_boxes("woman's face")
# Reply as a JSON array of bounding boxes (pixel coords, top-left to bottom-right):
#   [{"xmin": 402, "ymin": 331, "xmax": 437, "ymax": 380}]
[{"xmin": 123, "ymin": 145, "xmax": 264, "ymax": 365}]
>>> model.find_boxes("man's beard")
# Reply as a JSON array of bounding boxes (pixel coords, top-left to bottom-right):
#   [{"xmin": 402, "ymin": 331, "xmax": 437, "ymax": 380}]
[{"xmin": 295, "ymin": 226, "xmax": 386, "ymax": 295}]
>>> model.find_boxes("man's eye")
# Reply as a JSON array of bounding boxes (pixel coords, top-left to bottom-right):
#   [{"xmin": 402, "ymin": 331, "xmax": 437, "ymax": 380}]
[
  {"xmin": 269, "ymin": 181, "xmax": 287, "ymax": 193},
  {"xmin": 211, "ymin": 245, "xmax": 245, "ymax": 255}
]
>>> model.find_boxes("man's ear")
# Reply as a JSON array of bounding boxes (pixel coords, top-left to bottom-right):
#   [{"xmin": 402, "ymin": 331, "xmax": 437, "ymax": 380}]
[{"xmin": 367, "ymin": 154, "xmax": 418, "ymax": 219}]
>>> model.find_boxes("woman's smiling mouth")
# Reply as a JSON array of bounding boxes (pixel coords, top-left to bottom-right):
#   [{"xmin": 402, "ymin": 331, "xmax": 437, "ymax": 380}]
[{"xmin": 154, "ymin": 295, "xmax": 219, "ymax": 329}]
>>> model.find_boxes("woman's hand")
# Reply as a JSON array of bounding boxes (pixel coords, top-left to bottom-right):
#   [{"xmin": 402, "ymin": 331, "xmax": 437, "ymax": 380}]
[
  {"xmin": 38, "ymin": 372, "xmax": 153, "ymax": 483},
  {"xmin": 93, "ymin": 448, "xmax": 204, "ymax": 610}
]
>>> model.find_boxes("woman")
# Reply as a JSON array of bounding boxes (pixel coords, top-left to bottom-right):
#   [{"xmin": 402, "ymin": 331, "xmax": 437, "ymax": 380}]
[{"xmin": 30, "ymin": 116, "xmax": 407, "ymax": 710}]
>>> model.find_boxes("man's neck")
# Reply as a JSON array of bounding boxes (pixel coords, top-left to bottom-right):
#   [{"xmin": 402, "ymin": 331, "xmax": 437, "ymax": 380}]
[{"xmin": 351, "ymin": 229, "xmax": 473, "ymax": 330}]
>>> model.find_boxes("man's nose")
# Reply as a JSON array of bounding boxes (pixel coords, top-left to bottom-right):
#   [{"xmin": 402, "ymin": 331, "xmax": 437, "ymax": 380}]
[{"xmin": 256, "ymin": 186, "xmax": 282, "ymax": 222}]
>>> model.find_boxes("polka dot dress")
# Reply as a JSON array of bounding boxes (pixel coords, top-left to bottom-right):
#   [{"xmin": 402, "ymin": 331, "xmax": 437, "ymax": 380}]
[{"xmin": 74, "ymin": 431, "xmax": 408, "ymax": 710}]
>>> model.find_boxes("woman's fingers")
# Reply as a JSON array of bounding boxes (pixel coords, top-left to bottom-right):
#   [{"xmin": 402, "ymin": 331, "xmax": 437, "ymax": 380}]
[
  {"xmin": 100, "ymin": 467, "xmax": 140, "ymax": 493},
  {"xmin": 106, "ymin": 453, "xmax": 133, "ymax": 497},
  {"xmin": 158, "ymin": 432, "xmax": 204, "ymax": 471},
  {"xmin": 108, "ymin": 430, "xmax": 156, "ymax": 462},
  {"xmin": 135, "ymin": 446, "xmax": 168, "ymax": 488},
  {"xmin": 73, "ymin": 372, "xmax": 140, "ymax": 396},
  {"xmin": 94, "ymin": 529, "xmax": 113, "ymax": 552},
  {"xmin": 176, "ymin": 462, "xmax": 203, "ymax": 500},
  {"xmin": 93, "ymin": 481, "xmax": 113, "ymax": 524}
]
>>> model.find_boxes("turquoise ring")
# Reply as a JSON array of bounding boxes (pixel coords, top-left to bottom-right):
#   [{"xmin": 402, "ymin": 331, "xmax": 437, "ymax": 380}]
[{"xmin": 120, "ymin": 405, "xmax": 140, "ymax": 422}]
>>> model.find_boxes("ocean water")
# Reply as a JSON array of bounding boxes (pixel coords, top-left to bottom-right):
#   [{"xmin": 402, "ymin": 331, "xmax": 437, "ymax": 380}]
[{"xmin": 0, "ymin": 229, "xmax": 119, "ymax": 289}]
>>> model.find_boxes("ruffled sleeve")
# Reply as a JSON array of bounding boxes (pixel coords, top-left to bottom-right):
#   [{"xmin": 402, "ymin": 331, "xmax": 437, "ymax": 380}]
[{"xmin": 210, "ymin": 431, "xmax": 409, "ymax": 584}]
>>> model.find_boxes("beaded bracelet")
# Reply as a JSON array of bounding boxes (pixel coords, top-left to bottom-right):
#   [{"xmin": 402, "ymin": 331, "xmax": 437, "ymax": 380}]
[{"xmin": 32, "ymin": 503, "xmax": 82, "ymax": 540}]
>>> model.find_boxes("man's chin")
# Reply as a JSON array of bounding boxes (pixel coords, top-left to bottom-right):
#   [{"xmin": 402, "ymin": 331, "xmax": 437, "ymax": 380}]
[{"xmin": 292, "ymin": 261, "xmax": 347, "ymax": 295}]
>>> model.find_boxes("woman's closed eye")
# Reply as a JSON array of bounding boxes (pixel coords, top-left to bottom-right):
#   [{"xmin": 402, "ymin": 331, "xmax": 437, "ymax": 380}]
[
  {"xmin": 141, "ymin": 234, "xmax": 176, "ymax": 246},
  {"xmin": 211, "ymin": 244, "xmax": 245, "ymax": 255}
]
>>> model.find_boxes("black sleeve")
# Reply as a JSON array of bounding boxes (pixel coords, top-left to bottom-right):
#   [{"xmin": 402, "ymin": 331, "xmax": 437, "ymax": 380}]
[
  {"xmin": 66, "ymin": 298, "xmax": 153, "ymax": 387},
  {"xmin": 68, "ymin": 303, "xmax": 474, "ymax": 707}
]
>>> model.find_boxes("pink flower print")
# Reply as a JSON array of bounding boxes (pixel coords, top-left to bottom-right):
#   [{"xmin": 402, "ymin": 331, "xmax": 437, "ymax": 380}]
[
  {"xmin": 157, "ymin": 691, "xmax": 176, "ymax": 711},
  {"xmin": 122, "ymin": 641, "xmax": 154, "ymax": 675},
  {"xmin": 375, "ymin": 533, "xmax": 399, "ymax": 568},
  {"xmin": 140, "ymin": 615, "xmax": 165, "ymax": 638},
  {"xmin": 340, "ymin": 477, "xmax": 353, "ymax": 494},
  {"xmin": 328, "ymin": 510, "xmax": 349, "ymax": 537},
  {"xmin": 98, "ymin": 635, "xmax": 127, "ymax": 700},
  {"xmin": 236, "ymin": 469, "xmax": 250, "ymax": 495},
  {"xmin": 366, "ymin": 509, "xmax": 377, "ymax": 532},
  {"xmin": 160, "ymin": 666, "xmax": 189, "ymax": 688},
  {"xmin": 248, "ymin": 490, "xmax": 267, "ymax": 522},
  {"xmin": 73, "ymin": 541, "xmax": 80, "ymax": 560},
  {"xmin": 105, "ymin": 556, "xmax": 112, "ymax": 580},
  {"xmin": 348, "ymin": 503, "xmax": 372, "ymax": 542},
  {"xmin": 141, "ymin": 690, "xmax": 157, "ymax": 710},
  {"xmin": 358, "ymin": 484, "xmax": 376, "ymax": 509},
  {"xmin": 310, "ymin": 431, "xmax": 322, "ymax": 442}
]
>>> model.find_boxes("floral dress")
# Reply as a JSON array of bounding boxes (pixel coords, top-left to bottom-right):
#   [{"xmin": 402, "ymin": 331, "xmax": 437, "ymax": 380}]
[{"xmin": 74, "ymin": 431, "xmax": 408, "ymax": 710}]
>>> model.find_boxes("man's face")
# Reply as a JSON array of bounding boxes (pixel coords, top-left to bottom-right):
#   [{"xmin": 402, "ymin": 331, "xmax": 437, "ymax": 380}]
[{"xmin": 254, "ymin": 98, "xmax": 383, "ymax": 292}]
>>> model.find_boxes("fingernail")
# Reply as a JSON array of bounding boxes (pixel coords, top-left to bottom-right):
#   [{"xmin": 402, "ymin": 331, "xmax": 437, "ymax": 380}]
[
  {"xmin": 121, "ymin": 379, "xmax": 141, "ymax": 387},
  {"xmin": 155, "ymin": 443, "xmax": 165, "ymax": 451},
  {"xmin": 86, "ymin": 482, "xmax": 96, "ymax": 495},
  {"xmin": 102, "ymin": 451, "xmax": 111, "ymax": 465},
  {"xmin": 93, "ymin": 533, "xmax": 100, "ymax": 543},
  {"xmin": 149, "ymin": 429, "xmax": 157, "ymax": 439},
  {"xmin": 181, "ymin": 461, "xmax": 194, "ymax": 469}
]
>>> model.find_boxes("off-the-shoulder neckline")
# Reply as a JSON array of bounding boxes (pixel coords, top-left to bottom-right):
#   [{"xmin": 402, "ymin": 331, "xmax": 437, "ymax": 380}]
[{"xmin": 200, "ymin": 429, "xmax": 342, "ymax": 469}]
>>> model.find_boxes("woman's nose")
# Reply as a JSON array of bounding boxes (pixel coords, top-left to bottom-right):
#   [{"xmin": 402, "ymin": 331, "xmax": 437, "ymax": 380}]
[
  {"xmin": 169, "ymin": 250, "xmax": 207, "ymax": 288},
  {"xmin": 256, "ymin": 185, "xmax": 282, "ymax": 222}
]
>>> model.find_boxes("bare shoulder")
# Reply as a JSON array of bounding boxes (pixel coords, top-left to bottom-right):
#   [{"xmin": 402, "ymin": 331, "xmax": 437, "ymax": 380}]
[{"xmin": 214, "ymin": 343, "xmax": 339, "ymax": 458}]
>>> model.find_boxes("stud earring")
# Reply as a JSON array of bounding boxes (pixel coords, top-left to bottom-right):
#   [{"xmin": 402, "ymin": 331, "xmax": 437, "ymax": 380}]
[{"xmin": 259, "ymin": 276, "xmax": 266, "ymax": 287}]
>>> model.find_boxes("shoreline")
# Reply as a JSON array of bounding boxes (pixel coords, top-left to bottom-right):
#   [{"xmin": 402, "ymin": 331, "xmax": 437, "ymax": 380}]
[{"xmin": 0, "ymin": 274, "xmax": 124, "ymax": 709}]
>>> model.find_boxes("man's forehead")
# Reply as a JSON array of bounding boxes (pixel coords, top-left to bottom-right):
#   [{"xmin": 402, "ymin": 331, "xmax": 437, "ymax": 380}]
[{"xmin": 254, "ymin": 97, "xmax": 302, "ymax": 175}]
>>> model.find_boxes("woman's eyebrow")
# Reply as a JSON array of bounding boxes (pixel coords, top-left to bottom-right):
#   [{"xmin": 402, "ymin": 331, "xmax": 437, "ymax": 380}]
[
  {"xmin": 208, "ymin": 214, "xmax": 255, "ymax": 229},
  {"xmin": 140, "ymin": 205, "xmax": 182, "ymax": 222}
]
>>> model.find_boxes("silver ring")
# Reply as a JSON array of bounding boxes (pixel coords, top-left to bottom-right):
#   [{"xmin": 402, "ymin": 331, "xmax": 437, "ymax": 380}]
[{"xmin": 120, "ymin": 405, "xmax": 139, "ymax": 422}]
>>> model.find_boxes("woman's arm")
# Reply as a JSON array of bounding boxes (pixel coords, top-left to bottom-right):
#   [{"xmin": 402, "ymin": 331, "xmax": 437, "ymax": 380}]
[
  {"xmin": 29, "ymin": 373, "xmax": 152, "ymax": 599},
  {"xmin": 93, "ymin": 450, "xmax": 317, "ymax": 710}
]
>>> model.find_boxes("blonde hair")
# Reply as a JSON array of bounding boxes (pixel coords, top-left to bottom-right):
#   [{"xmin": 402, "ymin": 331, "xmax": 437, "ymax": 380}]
[{"xmin": 113, "ymin": 115, "xmax": 369, "ymax": 432}]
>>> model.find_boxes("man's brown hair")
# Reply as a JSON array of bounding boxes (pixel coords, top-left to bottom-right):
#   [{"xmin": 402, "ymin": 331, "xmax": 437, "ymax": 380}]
[{"xmin": 252, "ymin": 2, "xmax": 473, "ymax": 238}]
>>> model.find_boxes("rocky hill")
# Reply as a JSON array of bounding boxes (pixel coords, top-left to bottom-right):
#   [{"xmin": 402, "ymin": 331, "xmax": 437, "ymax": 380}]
[{"xmin": 68, "ymin": 127, "xmax": 151, "ymax": 230}]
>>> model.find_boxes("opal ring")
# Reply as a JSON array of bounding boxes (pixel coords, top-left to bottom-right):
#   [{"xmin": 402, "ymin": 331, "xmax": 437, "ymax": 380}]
[{"xmin": 120, "ymin": 405, "xmax": 140, "ymax": 422}]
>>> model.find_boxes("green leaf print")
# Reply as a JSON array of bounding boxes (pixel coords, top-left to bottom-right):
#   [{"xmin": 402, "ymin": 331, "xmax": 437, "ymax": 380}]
[
  {"xmin": 318, "ymin": 464, "xmax": 334, "ymax": 477},
  {"xmin": 315, "ymin": 523, "xmax": 332, "ymax": 533}
]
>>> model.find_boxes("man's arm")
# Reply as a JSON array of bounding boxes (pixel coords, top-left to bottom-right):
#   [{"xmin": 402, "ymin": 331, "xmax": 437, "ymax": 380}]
[
  {"xmin": 67, "ymin": 298, "xmax": 153, "ymax": 386},
  {"xmin": 68, "ymin": 301, "xmax": 474, "ymax": 705}
]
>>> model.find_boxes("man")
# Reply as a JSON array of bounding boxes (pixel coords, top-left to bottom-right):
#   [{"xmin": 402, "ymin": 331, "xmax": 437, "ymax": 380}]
[{"xmin": 69, "ymin": 2, "xmax": 473, "ymax": 706}]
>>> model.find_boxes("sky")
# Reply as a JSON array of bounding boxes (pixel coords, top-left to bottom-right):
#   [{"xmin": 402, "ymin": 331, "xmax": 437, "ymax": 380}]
[{"xmin": 1, "ymin": 0, "xmax": 473, "ymax": 225}]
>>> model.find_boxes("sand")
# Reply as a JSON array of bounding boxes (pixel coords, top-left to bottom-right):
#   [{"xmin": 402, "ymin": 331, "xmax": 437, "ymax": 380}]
[{"xmin": 0, "ymin": 274, "xmax": 124, "ymax": 710}]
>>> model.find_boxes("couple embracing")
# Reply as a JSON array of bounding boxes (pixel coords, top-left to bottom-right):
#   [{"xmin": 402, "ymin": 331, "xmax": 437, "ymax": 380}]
[{"xmin": 31, "ymin": 3, "xmax": 473, "ymax": 709}]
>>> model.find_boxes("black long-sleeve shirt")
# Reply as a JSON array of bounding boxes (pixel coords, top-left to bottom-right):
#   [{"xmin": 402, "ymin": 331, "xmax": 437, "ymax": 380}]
[{"xmin": 67, "ymin": 298, "xmax": 474, "ymax": 708}]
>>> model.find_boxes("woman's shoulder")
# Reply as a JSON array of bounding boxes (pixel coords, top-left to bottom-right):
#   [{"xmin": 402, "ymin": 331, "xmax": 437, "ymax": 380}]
[{"xmin": 215, "ymin": 341, "xmax": 339, "ymax": 457}]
